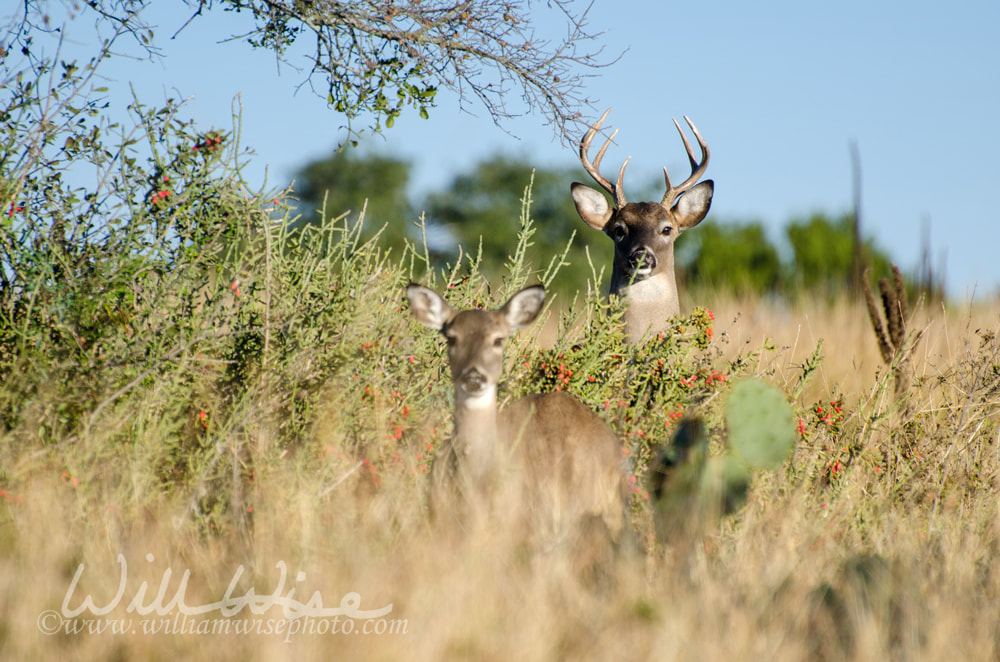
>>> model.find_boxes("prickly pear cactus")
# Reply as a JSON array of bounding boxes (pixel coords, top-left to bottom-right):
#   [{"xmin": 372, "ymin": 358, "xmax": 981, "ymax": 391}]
[
  {"xmin": 652, "ymin": 378, "xmax": 796, "ymax": 541},
  {"xmin": 726, "ymin": 379, "xmax": 796, "ymax": 471}
]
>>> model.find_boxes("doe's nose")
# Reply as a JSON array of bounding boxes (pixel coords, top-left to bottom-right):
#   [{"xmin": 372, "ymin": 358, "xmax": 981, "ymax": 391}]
[{"xmin": 459, "ymin": 367, "xmax": 488, "ymax": 393}]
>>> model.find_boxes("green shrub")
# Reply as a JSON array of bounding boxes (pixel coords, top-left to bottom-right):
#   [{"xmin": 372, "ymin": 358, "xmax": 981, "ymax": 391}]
[{"xmin": 0, "ymin": 46, "xmax": 798, "ymax": 539}]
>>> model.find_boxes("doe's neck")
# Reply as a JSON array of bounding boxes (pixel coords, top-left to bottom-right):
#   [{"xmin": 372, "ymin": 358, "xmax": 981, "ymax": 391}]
[{"xmin": 452, "ymin": 387, "xmax": 500, "ymax": 481}]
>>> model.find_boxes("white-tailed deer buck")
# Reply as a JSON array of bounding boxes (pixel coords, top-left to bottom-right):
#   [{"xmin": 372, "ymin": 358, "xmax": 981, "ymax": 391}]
[
  {"xmin": 406, "ymin": 283, "xmax": 627, "ymax": 547},
  {"xmin": 571, "ymin": 108, "xmax": 714, "ymax": 343}
]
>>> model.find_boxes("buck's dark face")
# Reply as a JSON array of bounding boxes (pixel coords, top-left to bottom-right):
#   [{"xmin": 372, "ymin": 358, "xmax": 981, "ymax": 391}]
[
  {"xmin": 605, "ymin": 201, "xmax": 676, "ymax": 283},
  {"xmin": 571, "ymin": 180, "xmax": 713, "ymax": 288}
]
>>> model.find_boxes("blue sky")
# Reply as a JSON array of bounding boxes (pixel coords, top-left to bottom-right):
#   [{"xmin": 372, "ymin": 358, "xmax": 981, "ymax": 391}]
[{"xmin": 22, "ymin": 1, "xmax": 1000, "ymax": 299}]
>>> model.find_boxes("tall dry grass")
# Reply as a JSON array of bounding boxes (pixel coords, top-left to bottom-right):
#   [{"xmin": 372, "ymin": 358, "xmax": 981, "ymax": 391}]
[
  {"xmin": 3, "ymin": 288, "xmax": 999, "ymax": 661},
  {"xmin": 3, "ymin": 47, "xmax": 999, "ymax": 658}
]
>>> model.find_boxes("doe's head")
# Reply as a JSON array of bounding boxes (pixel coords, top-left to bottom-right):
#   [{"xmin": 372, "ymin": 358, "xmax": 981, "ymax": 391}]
[{"xmin": 406, "ymin": 284, "xmax": 545, "ymax": 404}]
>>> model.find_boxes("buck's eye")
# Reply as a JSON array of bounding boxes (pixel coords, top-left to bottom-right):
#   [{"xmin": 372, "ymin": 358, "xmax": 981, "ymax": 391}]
[
  {"xmin": 492, "ymin": 336, "xmax": 505, "ymax": 348},
  {"xmin": 661, "ymin": 225, "xmax": 673, "ymax": 236},
  {"xmin": 444, "ymin": 333, "xmax": 457, "ymax": 346},
  {"xmin": 611, "ymin": 224, "xmax": 627, "ymax": 241}
]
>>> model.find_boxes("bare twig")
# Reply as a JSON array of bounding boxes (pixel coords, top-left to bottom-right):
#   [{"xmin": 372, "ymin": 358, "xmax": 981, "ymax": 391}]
[{"xmin": 319, "ymin": 461, "xmax": 364, "ymax": 498}]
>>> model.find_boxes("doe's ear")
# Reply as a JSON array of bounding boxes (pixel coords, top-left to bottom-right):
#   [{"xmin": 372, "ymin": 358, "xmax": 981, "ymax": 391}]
[
  {"xmin": 406, "ymin": 284, "xmax": 455, "ymax": 330},
  {"xmin": 571, "ymin": 182, "xmax": 614, "ymax": 231},
  {"xmin": 500, "ymin": 284, "xmax": 545, "ymax": 330},
  {"xmin": 671, "ymin": 180, "xmax": 714, "ymax": 231}
]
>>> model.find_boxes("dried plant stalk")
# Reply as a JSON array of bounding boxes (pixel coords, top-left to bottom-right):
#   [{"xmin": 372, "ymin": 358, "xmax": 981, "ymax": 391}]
[
  {"xmin": 864, "ymin": 264, "xmax": 917, "ymax": 398},
  {"xmin": 863, "ymin": 269, "xmax": 894, "ymax": 365}
]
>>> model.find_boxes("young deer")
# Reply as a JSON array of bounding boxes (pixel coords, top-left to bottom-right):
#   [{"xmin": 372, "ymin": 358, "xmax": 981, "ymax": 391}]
[
  {"xmin": 406, "ymin": 283, "xmax": 626, "ymax": 546},
  {"xmin": 571, "ymin": 108, "xmax": 714, "ymax": 343}
]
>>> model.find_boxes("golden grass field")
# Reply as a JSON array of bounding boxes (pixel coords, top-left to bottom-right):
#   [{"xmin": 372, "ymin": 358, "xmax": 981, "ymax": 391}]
[{"xmin": 2, "ymin": 291, "xmax": 999, "ymax": 661}]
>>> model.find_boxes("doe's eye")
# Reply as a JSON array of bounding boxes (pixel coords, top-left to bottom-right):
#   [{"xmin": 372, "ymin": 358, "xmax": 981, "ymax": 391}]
[
  {"xmin": 492, "ymin": 336, "xmax": 505, "ymax": 348},
  {"xmin": 661, "ymin": 225, "xmax": 673, "ymax": 236}
]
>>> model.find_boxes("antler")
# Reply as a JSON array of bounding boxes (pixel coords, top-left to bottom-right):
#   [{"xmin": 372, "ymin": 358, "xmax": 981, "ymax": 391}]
[
  {"xmin": 661, "ymin": 116, "xmax": 710, "ymax": 209},
  {"xmin": 579, "ymin": 108, "xmax": 629, "ymax": 209}
]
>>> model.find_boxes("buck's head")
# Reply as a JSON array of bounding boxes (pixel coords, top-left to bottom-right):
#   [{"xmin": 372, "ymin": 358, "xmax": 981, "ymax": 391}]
[
  {"xmin": 406, "ymin": 284, "xmax": 546, "ymax": 408},
  {"xmin": 571, "ymin": 109, "xmax": 713, "ymax": 295}
]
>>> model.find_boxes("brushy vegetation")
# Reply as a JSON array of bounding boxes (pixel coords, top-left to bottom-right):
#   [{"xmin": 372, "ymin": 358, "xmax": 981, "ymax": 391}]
[{"xmin": 3, "ymin": 53, "xmax": 1000, "ymax": 662}]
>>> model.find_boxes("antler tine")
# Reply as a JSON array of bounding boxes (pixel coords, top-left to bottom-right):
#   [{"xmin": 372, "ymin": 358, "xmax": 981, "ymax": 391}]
[
  {"xmin": 673, "ymin": 117, "xmax": 699, "ymax": 171},
  {"xmin": 580, "ymin": 108, "xmax": 628, "ymax": 208},
  {"xmin": 661, "ymin": 116, "xmax": 711, "ymax": 208},
  {"xmin": 615, "ymin": 157, "xmax": 630, "ymax": 209}
]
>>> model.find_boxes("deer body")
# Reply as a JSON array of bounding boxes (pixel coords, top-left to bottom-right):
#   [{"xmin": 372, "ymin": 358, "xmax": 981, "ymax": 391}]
[
  {"xmin": 572, "ymin": 109, "xmax": 714, "ymax": 343},
  {"xmin": 407, "ymin": 284, "xmax": 626, "ymax": 543}
]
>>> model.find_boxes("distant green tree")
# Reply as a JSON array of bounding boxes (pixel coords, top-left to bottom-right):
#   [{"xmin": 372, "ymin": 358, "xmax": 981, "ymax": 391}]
[
  {"xmin": 423, "ymin": 155, "xmax": 613, "ymax": 298},
  {"xmin": 292, "ymin": 152, "xmax": 903, "ymax": 303},
  {"xmin": 785, "ymin": 213, "xmax": 893, "ymax": 297},
  {"xmin": 677, "ymin": 221, "xmax": 782, "ymax": 295},
  {"xmin": 294, "ymin": 150, "xmax": 414, "ymax": 246}
]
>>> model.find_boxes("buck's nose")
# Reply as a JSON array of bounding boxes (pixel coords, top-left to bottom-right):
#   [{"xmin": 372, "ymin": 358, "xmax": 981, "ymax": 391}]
[{"xmin": 628, "ymin": 247, "xmax": 657, "ymax": 273}]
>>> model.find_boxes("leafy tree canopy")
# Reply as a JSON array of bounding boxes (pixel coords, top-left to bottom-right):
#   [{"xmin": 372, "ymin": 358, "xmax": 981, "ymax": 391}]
[
  {"xmin": 292, "ymin": 150, "xmax": 907, "ymax": 302},
  {"xmin": 294, "ymin": 151, "xmax": 614, "ymax": 297},
  {"xmin": 294, "ymin": 149, "xmax": 413, "ymax": 246},
  {"xmin": 785, "ymin": 212, "xmax": 893, "ymax": 297},
  {"xmin": 422, "ymin": 154, "xmax": 613, "ymax": 296},
  {"xmin": 677, "ymin": 221, "xmax": 783, "ymax": 295}
]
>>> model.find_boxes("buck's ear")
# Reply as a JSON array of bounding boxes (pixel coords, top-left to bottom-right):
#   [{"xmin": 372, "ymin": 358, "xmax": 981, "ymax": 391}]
[
  {"xmin": 672, "ymin": 180, "xmax": 714, "ymax": 231},
  {"xmin": 406, "ymin": 284, "xmax": 455, "ymax": 330},
  {"xmin": 501, "ymin": 284, "xmax": 545, "ymax": 330},
  {"xmin": 571, "ymin": 182, "xmax": 614, "ymax": 231}
]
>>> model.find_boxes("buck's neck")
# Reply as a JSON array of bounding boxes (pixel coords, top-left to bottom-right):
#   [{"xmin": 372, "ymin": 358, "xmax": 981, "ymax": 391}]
[
  {"xmin": 452, "ymin": 387, "xmax": 500, "ymax": 484},
  {"xmin": 610, "ymin": 257, "xmax": 681, "ymax": 344}
]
